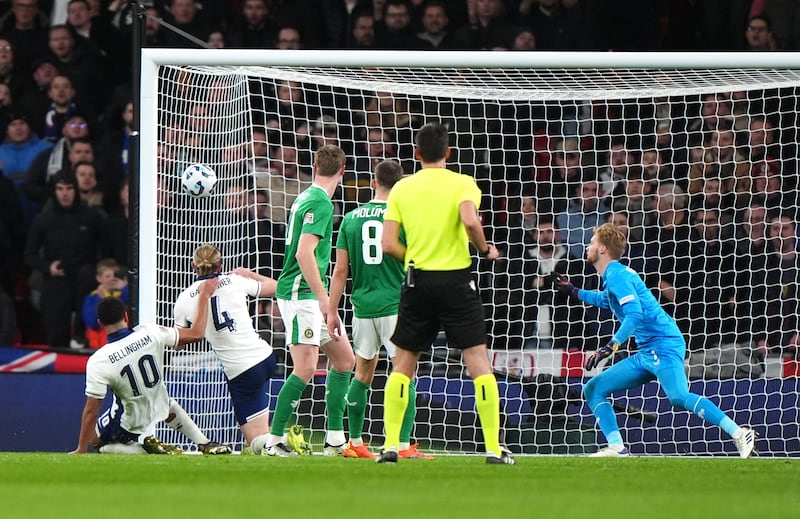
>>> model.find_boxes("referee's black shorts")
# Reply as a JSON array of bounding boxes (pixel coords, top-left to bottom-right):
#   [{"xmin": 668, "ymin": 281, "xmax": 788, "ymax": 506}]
[{"xmin": 391, "ymin": 268, "xmax": 487, "ymax": 353}]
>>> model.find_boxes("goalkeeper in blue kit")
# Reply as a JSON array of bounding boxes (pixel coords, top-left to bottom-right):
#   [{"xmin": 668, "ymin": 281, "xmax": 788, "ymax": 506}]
[{"xmin": 553, "ymin": 223, "xmax": 755, "ymax": 457}]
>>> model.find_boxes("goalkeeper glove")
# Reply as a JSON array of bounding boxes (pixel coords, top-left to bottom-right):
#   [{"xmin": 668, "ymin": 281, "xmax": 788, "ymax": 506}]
[
  {"xmin": 551, "ymin": 273, "xmax": 579, "ymax": 298},
  {"xmin": 584, "ymin": 340, "xmax": 620, "ymax": 371}
]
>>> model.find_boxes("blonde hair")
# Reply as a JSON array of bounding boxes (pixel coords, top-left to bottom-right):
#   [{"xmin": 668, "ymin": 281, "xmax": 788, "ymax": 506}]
[
  {"xmin": 594, "ymin": 223, "xmax": 626, "ymax": 259},
  {"xmin": 314, "ymin": 145, "xmax": 346, "ymax": 177},
  {"xmin": 193, "ymin": 243, "xmax": 221, "ymax": 275}
]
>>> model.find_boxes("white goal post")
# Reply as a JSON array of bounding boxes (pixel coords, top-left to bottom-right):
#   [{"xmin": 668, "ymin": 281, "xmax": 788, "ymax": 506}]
[{"xmin": 140, "ymin": 49, "xmax": 800, "ymax": 456}]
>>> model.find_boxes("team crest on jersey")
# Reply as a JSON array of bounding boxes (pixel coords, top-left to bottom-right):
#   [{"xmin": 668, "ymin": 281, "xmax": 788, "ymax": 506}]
[
  {"xmin": 303, "ymin": 327, "xmax": 314, "ymax": 339},
  {"xmin": 304, "ymin": 212, "xmax": 314, "ymax": 224}
]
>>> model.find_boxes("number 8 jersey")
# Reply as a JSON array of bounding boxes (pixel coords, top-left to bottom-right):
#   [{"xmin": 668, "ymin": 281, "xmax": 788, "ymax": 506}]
[
  {"xmin": 84, "ymin": 324, "xmax": 178, "ymax": 435},
  {"xmin": 174, "ymin": 273, "xmax": 273, "ymax": 379}
]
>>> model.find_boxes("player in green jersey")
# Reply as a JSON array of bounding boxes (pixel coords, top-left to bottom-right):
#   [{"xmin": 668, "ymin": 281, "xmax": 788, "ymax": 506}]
[
  {"xmin": 243, "ymin": 144, "xmax": 356, "ymax": 457},
  {"xmin": 327, "ymin": 160, "xmax": 432, "ymax": 460}
]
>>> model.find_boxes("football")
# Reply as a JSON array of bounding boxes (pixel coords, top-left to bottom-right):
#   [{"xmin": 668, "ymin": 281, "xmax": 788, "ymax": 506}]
[{"xmin": 181, "ymin": 163, "xmax": 217, "ymax": 198}]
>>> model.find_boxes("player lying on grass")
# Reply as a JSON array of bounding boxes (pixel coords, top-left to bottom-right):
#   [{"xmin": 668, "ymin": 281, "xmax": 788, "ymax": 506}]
[
  {"xmin": 327, "ymin": 159, "xmax": 432, "ymax": 459},
  {"xmin": 553, "ymin": 223, "xmax": 755, "ymax": 457},
  {"xmin": 71, "ymin": 282, "xmax": 232, "ymax": 455}
]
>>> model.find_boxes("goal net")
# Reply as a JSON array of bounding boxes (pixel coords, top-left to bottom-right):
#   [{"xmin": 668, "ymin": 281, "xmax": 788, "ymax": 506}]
[{"xmin": 141, "ymin": 50, "xmax": 800, "ymax": 456}]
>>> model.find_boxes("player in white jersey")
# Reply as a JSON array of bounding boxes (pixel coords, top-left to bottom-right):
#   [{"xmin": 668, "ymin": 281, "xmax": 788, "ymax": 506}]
[
  {"xmin": 72, "ymin": 279, "xmax": 230, "ymax": 454},
  {"xmin": 174, "ymin": 243, "xmax": 278, "ymax": 455}
]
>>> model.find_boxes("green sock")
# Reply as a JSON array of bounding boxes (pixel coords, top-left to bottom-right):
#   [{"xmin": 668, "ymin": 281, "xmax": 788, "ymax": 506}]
[
  {"xmin": 473, "ymin": 373, "xmax": 501, "ymax": 456},
  {"xmin": 346, "ymin": 378, "xmax": 370, "ymax": 440},
  {"xmin": 399, "ymin": 379, "xmax": 416, "ymax": 444},
  {"xmin": 325, "ymin": 369, "xmax": 351, "ymax": 432},
  {"xmin": 382, "ymin": 371, "xmax": 410, "ymax": 450},
  {"xmin": 270, "ymin": 374, "xmax": 306, "ymax": 436}
]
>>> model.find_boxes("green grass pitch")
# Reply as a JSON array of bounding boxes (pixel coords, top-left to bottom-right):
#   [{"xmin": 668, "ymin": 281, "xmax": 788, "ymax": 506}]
[{"xmin": 0, "ymin": 453, "xmax": 795, "ymax": 519}]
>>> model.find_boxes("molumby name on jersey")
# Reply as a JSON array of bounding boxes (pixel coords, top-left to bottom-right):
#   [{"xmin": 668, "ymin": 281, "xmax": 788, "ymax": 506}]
[
  {"xmin": 108, "ymin": 335, "xmax": 153, "ymax": 363},
  {"xmin": 353, "ymin": 206, "xmax": 385, "ymax": 218}
]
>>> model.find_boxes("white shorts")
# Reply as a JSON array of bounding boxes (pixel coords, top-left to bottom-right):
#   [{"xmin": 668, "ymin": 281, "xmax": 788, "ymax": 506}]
[
  {"xmin": 352, "ymin": 315, "xmax": 398, "ymax": 360},
  {"xmin": 277, "ymin": 299, "xmax": 334, "ymax": 347}
]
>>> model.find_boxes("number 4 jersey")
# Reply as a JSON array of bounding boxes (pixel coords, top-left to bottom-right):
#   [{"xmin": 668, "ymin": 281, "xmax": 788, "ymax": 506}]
[
  {"xmin": 174, "ymin": 273, "xmax": 273, "ymax": 380},
  {"xmin": 84, "ymin": 324, "xmax": 178, "ymax": 435}
]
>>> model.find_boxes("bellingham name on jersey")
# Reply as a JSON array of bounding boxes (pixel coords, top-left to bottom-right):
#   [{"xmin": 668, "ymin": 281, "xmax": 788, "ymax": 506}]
[{"xmin": 107, "ymin": 335, "xmax": 153, "ymax": 364}]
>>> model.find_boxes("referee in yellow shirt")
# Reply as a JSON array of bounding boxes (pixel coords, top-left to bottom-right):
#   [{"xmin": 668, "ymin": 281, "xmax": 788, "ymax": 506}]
[{"xmin": 377, "ymin": 122, "xmax": 514, "ymax": 465}]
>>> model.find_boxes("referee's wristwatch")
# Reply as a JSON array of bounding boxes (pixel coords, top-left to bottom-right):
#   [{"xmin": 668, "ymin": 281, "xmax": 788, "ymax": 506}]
[{"xmin": 479, "ymin": 245, "xmax": 491, "ymax": 257}]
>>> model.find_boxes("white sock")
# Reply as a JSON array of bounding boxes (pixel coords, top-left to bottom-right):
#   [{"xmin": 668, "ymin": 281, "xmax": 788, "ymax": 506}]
[
  {"xmin": 166, "ymin": 399, "xmax": 210, "ymax": 445},
  {"xmin": 266, "ymin": 433, "xmax": 284, "ymax": 447},
  {"xmin": 99, "ymin": 443, "xmax": 146, "ymax": 454},
  {"xmin": 608, "ymin": 443, "xmax": 626, "ymax": 452},
  {"xmin": 325, "ymin": 431, "xmax": 346, "ymax": 447},
  {"xmin": 349, "ymin": 438, "xmax": 363, "ymax": 447},
  {"xmin": 732, "ymin": 428, "xmax": 744, "ymax": 439},
  {"xmin": 250, "ymin": 434, "xmax": 271, "ymax": 455},
  {"xmin": 399, "ymin": 442, "xmax": 410, "ymax": 451}
]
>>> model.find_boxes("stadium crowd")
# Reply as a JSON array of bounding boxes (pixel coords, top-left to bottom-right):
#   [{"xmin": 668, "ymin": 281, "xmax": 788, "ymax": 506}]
[{"xmin": 0, "ymin": 0, "xmax": 798, "ymax": 370}]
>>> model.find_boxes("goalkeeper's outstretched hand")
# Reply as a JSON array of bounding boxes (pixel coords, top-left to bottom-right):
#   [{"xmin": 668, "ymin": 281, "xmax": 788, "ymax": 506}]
[
  {"xmin": 584, "ymin": 340, "xmax": 620, "ymax": 371},
  {"xmin": 550, "ymin": 273, "xmax": 579, "ymax": 298}
]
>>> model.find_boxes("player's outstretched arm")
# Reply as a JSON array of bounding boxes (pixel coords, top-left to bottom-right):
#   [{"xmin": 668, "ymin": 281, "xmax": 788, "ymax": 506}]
[
  {"xmin": 71, "ymin": 397, "xmax": 103, "ymax": 453},
  {"xmin": 232, "ymin": 267, "xmax": 277, "ymax": 297},
  {"xmin": 176, "ymin": 277, "xmax": 219, "ymax": 348},
  {"xmin": 327, "ymin": 249, "xmax": 350, "ymax": 338}
]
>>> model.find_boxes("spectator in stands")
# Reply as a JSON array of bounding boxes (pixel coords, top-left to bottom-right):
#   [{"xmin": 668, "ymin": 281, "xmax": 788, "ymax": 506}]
[
  {"xmin": 521, "ymin": 216, "xmax": 592, "ymax": 349},
  {"xmin": 0, "ymin": 112, "xmax": 53, "ymax": 226},
  {"xmin": 24, "ymin": 171, "xmax": 101, "ymax": 349},
  {"xmin": 416, "ymin": 0, "xmax": 453, "ymax": 49},
  {"xmin": 264, "ymin": 79, "xmax": 318, "ymax": 150},
  {"xmin": 162, "ymin": 0, "xmax": 216, "ymax": 48},
  {"xmin": 598, "ymin": 139, "xmax": 635, "ymax": 201},
  {"xmin": 375, "ymin": 0, "xmax": 431, "ymax": 49},
  {"xmin": 361, "ymin": 90, "xmax": 419, "ymax": 168},
  {"xmin": 0, "ymin": 38, "xmax": 34, "ymax": 100},
  {"xmin": 525, "ymin": 0, "xmax": 588, "ymax": 50},
  {"xmin": 24, "ymin": 118, "xmax": 92, "ymax": 208},
  {"xmin": 687, "ymin": 125, "xmax": 737, "ymax": 197},
  {"xmin": 557, "ymin": 174, "xmax": 609, "ymax": 261},
  {"xmin": 745, "ymin": 14, "xmax": 776, "ymax": 51},
  {"xmin": 66, "ymin": 0, "xmax": 128, "ymax": 82},
  {"xmin": 643, "ymin": 182, "xmax": 692, "ymax": 329},
  {"xmin": 511, "ymin": 26, "xmax": 536, "ymax": 50},
  {"xmin": 640, "ymin": 148, "xmax": 667, "ymax": 182},
  {"xmin": 319, "ymin": 0, "xmax": 373, "ymax": 48},
  {"xmin": 760, "ymin": 213, "xmax": 800, "ymax": 356},
  {"xmin": 349, "ymin": 11, "xmax": 377, "ymax": 49},
  {"xmin": 256, "ymin": 144, "xmax": 311, "ymax": 225},
  {"xmin": 609, "ymin": 165, "xmax": 653, "ymax": 244},
  {"xmin": 142, "ymin": 6, "xmax": 167, "ymax": 47},
  {"xmin": 46, "ymin": 24, "xmax": 107, "ymax": 117},
  {"xmin": 81, "ymin": 257, "xmax": 128, "ymax": 348},
  {"xmin": 16, "ymin": 57, "xmax": 59, "ymax": 131},
  {"xmin": 276, "ymin": 26, "xmax": 303, "ymax": 49},
  {"xmin": 26, "ymin": 74, "xmax": 81, "ymax": 143},
  {"xmin": 94, "ymin": 99, "xmax": 132, "ymax": 201},
  {"xmin": 73, "ymin": 160, "xmax": 104, "ymax": 214},
  {"xmin": 226, "ymin": 0, "xmax": 275, "ymax": 49},
  {"xmin": 733, "ymin": 116, "xmax": 780, "ymax": 208},
  {"xmin": 686, "ymin": 207, "xmax": 737, "ymax": 350},
  {"xmin": 537, "ymin": 137, "xmax": 582, "ymax": 215},
  {"xmin": 0, "ymin": 0, "xmax": 50, "ymax": 75},
  {"xmin": 206, "ymin": 29, "xmax": 225, "ymax": 48},
  {"xmin": 0, "ymin": 84, "xmax": 13, "ymax": 143},
  {"xmin": 450, "ymin": 0, "xmax": 516, "ymax": 50}
]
